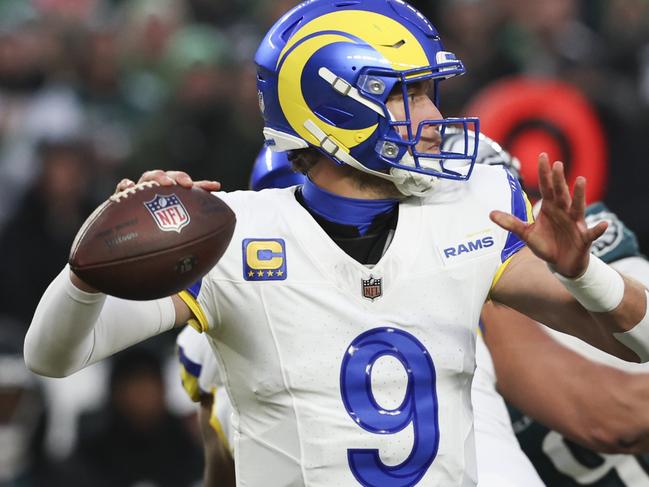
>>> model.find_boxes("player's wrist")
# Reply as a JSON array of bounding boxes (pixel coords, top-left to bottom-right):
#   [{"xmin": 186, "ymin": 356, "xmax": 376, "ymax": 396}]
[{"xmin": 552, "ymin": 254, "xmax": 625, "ymax": 313}]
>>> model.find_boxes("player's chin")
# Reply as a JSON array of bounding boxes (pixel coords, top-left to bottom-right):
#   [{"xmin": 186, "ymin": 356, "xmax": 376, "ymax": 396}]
[{"xmin": 357, "ymin": 172, "xmax": 403, "ymax": 199}]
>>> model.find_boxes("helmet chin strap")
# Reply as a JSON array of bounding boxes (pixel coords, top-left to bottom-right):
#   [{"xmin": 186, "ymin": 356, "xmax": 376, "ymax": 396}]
[
  {"xmin": 391, "ymin": 152, "xmax": 440, "ymax": 197},
  {"xmin": 302, "ymin": 119, "xmax": 438, "ymax": 197}
]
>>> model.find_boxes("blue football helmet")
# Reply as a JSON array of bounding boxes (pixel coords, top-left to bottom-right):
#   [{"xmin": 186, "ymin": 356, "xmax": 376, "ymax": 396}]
[
  {"xmin": 255, "ymin": 0, "xmax": 480, "ymax": 196},
  {"xmin": 249, "ymin": 146, "xmax": 306, "ymax": 191}
]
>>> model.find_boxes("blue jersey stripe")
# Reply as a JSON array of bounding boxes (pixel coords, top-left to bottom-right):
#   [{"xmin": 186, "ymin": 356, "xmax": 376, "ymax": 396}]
[
  {"xmin": 186, "ymin": 280, "xmax": 202, "ymax": 300},
  {"xmin": 478, "ymin": 319, "xmax": 486, "ymax": 336},
  {"xmin": 178, "ymin": 345, "xmax": 202, "ymax": 378},
  {"xmin": 501, "ymin": 171, "xmax": 528, "ymax": 262}
]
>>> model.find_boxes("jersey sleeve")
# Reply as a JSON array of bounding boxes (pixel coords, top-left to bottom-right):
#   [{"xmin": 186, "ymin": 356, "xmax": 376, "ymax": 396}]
[
  {"xmin": 176, "ymin": 326, "xmax": 221, "ymax": 402},
  {"xmin": 178, "ymin": 274, "xmax": 219, "ymax": 332},
  {"xmin": 491, "ymin": 170, "xmax": 534, "ymax": 290}
]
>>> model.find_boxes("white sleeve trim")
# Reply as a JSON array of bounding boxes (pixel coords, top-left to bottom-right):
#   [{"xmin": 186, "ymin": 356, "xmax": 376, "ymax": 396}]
[{"xmin": 614, "ymin": 290, "xmax": 649, "ymax": 362}]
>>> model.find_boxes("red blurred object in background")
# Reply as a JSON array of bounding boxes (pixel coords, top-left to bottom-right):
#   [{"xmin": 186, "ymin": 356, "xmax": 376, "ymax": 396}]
[{"xmin": 464, "ymin": 77, "xmax": 608, "ymax": 204}]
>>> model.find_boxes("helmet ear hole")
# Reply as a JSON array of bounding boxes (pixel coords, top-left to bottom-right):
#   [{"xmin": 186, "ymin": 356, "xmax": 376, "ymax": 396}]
[{"xmin": 281, "ymin": 18, "xmax": 303, "ymax": 42}]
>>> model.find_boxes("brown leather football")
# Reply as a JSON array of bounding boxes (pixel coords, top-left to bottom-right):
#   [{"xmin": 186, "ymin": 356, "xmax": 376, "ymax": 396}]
[{"xmin": 69, "ymin": 182, "xmax": 235, "ymax": 300}]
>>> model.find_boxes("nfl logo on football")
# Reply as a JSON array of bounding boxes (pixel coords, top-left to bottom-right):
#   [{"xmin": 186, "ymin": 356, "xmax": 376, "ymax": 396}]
[
  {"xmin": 362, "ymin": 275, "xmax": 382, "ymax": 301},
  {"xmin": 144, "ymin": 194, "xmax": 191, "ymax": 233}
]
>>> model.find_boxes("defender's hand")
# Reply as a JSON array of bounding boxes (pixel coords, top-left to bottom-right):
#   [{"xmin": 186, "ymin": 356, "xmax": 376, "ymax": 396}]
[
  {"xmin": 490, "ymin": 153, "xmax": 608, "ymax": 278},
  {"xmin": 115, "ymin": 170, "xmax": 221, "ymax": 193}
]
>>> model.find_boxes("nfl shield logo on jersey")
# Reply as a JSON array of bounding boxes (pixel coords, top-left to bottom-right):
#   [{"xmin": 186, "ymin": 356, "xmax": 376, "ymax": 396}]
[
  {"xmin": 144, "ymin": 194, "xmax": 190, "ymax": 233},
  {"xmin": 362, "ymin": 275, "xmax": 382, "ymax": 301}
]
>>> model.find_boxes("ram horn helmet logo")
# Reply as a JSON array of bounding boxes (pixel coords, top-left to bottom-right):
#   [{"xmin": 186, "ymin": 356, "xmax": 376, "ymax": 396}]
[
  {"xmin": 362, "ymin": 275, "xmax": 382, "ymax": 301},
  {"xmin": 144, "ymin": 194, "xmax": 190, "ymax": 233}
]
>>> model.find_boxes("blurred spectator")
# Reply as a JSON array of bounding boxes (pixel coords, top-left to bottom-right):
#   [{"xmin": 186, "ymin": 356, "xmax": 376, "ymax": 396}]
[
  {"xmin": 0, "ymin": 137, "xmax": 97, "ymax": 326},
  {"xmin": 68, "ymin": 23, "xmax": 150, "ymax": 196},
  {"xmin": 0, "ymin": 318, "xmax": 53, "ymax": 486},
  {"xmin": 39, "ymin": 333, "xmax": 198, "ymax": 462},
  {"xmin": 185, "ymin": 0, "xmax": 241, "ymax": 27},
  {"xmin": 435, "ymin": 0, "xmax": 516, "ymax": 115},
  {"xmin": 0, "ymin": 12, "xmax": 85, "ymax": 230},
  {"xmin": 60, "ymin": 346, "xmax": 202, "ymax": 487},
  {"xmin": 128, "ymin": 25, "xmax": 259, "ymax": 190},
  {"xmin": 599, "ymin": 0, "xmax": 649, "ymax": 60},
  {"xmin": 31, "ymin": 0, "xmax": 107, "ymax": 26},
  {"xmin": 118, "ymin": 0, "xmax": 186, "ymax": 113}
]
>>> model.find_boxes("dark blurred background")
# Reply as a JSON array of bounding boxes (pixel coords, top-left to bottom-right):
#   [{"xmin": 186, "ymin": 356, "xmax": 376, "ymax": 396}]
[{"xmin": 0, "ymin": 0, "xmax": 647, "ymax": 485}]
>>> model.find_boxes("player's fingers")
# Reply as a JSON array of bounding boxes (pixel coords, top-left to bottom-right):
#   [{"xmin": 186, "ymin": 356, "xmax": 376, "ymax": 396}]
[
  {"xmin": 115, "ymin": 178, "xmax": 135, "ymax": 193},
  {"xmin": 165, "ymin": 171, "xmax": 193, "ymax": 188},
  {"xmin": 194, "ymin": 180, "xmax": 221, "ymax": 191},
  {"xmin": 537, "ymin": 154, "xmax": 555, "ymax": 202},
  {"xmin": 551, "ymin": 161, "xmax": 571, "ymax": 210},
  {"xmin": 570, "ymin": 176, "xmax": 586, "ymax": 221},
  {"xmin": 587, "ymin": 220, "xmax": 608, "ymax": 243},
  {"xmin": 490, "ymin": 210, "xmax": 528, "ymax": 239},
  {"xmin": 137, "ymin": 169, "xmax": 176, "ymax": 186}
]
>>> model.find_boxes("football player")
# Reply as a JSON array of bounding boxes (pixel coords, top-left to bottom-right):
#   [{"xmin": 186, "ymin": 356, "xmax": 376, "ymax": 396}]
[
  {"xmin": 177, "ymin": 146, "xmax": 305, "ymax": 487},
  {"xmin": 181, "ymin": 135, "xmax": 649, "ymax": 487},
  {"xmin": 448, "ymin": 131, "xmax": 649, "ymax": 486},
  {"xmin": 177, "ymin": 323, "xmax": 235, "ymax": 487},
  {"xmin": 25, "ymin": 1, "xmax": 649, "ymax": 485}
]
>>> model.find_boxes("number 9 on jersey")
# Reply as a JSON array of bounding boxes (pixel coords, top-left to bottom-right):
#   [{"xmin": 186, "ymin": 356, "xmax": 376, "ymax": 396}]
[{"xmin": 340, "ymin": 327, "xmax": 440, "ymax": 487}]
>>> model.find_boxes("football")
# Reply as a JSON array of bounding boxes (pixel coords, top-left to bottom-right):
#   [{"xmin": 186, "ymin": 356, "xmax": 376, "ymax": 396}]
[{"xmin": 69, "ymin": 182, "xmax": 236, "ymax": 300}]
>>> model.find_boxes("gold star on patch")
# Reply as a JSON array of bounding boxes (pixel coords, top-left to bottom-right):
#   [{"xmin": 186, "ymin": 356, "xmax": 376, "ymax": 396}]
[
  {"xmin": 267, "ymin": 270, "xmax": 274, "ymax": 277},
  {"xmin": 257, "ymin": 270, "xmax": 264, "ymax": 277},
  {"xmin": 276, "ymin": 270, "xmax": 284, "ymax": 277},
  {"xmin": 248, "ymin": 271, "xmax": 254, "ymax": 278}
]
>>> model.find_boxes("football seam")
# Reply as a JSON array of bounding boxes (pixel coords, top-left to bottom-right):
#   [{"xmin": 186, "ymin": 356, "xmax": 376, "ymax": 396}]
[
  {"xmin": 69, "ymin": 221, "xmax": 235, "ymax": 271},
  {"xmin": 69, "ymin": 200, "xmax": 111, "ymax": 261}
]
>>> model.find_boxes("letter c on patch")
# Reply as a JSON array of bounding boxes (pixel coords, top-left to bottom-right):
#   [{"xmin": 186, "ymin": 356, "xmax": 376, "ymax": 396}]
[{"xmin": 246, "ymin": 240, "xmax": 284, "ymax": 270}]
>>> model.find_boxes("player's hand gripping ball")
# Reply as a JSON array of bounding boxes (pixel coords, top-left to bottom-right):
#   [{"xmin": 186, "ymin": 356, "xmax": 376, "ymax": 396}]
[{"xmin": 69, "ymin": 182, "xmax": 235, "ymax": 300}]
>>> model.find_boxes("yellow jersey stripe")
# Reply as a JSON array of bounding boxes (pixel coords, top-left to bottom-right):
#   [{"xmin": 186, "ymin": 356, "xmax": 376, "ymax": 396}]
[
  {"xmin": 210, "ymin": 388, "xmax": 231, "ymax": 453},
  {"xmin": 180, "ymin": 365, "xmax": 202, "ymax": 403},
  {"xmin": 490, "ymin": 254, "xmax": 515, "ymax": 292},
  {"xmin": 178, "ymin": 290, "xmax": 209, "ymax": 332}
]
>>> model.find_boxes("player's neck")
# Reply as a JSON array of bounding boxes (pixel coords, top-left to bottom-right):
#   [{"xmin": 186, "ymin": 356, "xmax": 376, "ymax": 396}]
[
  {"xmin": 301, "ymin": 177, "xmax": 397, "ymax": 236},
  {"xmin": 309, "ymin": 159, "xmax": 403, "ymax": 200}
]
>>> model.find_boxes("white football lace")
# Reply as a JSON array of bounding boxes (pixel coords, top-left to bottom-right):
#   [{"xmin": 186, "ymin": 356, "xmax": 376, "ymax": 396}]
[{"xmin": 110, "ymin": 180, "xmax": 160, "ymax": 203}]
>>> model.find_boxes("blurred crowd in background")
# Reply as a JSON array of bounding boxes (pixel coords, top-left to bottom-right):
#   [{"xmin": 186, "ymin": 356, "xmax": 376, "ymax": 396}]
[{"xmin": 0, "ymin": 0, "xmax": 648, "ymax": 485}]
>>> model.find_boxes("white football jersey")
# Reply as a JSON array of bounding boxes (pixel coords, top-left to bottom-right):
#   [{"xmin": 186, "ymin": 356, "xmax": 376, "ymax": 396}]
[
  {"xmin": 177, "ymin": 326, "xmax": 234, "ymax": 450},
  {"xmin": 178, "ymin": 164, "xmax": 531, "ymax": 487},
  {"xmin": 177, "ymin": 325, "xmax": 224, "ymax": 398},
  {"xmin": 472, "ymin": 334, "xmax": 545, "ymax": 487}
]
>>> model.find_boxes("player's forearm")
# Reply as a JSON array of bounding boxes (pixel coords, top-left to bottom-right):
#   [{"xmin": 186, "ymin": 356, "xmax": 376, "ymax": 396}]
[
  {"xmin": 495, "ymin": 252, "xmax": 649, "ymax": 361},
  {"xmin": 484, "ymin": 301, "xmax": 649, "ymax": 452},
  {"xmin": 509, "ymin": 364, "xmax": 639, "ymax": 453},
  {"xmin": 25, "ymin": 266, "xmax": 176, "ymax": 377},
  {"xmin": 608, "ymin": 372, "xmax": 649, "ymax": 453},
  {"xmin": 563, "ymin": 369, "xmax": 649, "ymax": 454},
  {"xmin": 25, "ymin": 267, "xmax": 106, "ymax": 377}
]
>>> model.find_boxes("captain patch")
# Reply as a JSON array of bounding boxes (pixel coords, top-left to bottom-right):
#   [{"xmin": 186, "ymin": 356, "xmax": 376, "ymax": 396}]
[{"xmin": 243, "ymin": 239, "xmax": 287, "ymax": 281}]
